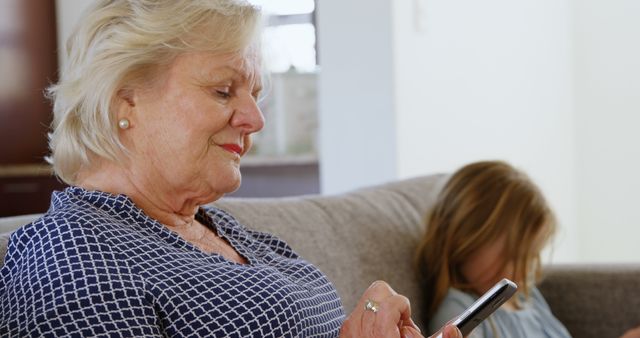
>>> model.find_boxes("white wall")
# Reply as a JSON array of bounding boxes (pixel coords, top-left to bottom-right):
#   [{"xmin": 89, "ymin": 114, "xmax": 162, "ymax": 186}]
[
  {"xmin": 393, "ymin": 1, "xmax": 577, "ymax": 262},
  {"xmin": 316, "ymin": 0, "xmax": 398, "ymax": 194},
  {"xmin": 573, "ymin": 0, "xmax": 640, "ymax": 262},
  {"xmin": 318, "ymin": 0, "xmax": 578, "ymax": 262}
]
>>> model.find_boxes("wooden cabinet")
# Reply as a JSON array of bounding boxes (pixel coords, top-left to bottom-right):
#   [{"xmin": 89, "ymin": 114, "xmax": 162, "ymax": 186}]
[
  {"xmin": 0, "ymin": 1, "xmax": 60, "ymax": 216},
  {"xmin": 0, "ymin": 166, "xmax": 66, "ymax": 216}
]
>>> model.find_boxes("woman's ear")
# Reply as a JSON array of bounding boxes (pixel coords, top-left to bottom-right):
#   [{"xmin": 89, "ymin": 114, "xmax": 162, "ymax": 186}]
[
  {"xmin": 115, "ymin": 88, "xmax": 137, "ymax": 130},
  {"xmin": 117, "ymin": 88, "xmax": 136, "ymax": 108}
]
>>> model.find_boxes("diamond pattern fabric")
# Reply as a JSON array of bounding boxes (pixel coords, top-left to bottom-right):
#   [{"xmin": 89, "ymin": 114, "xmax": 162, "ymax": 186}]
[{"xmin": 0, "ymin": 187, "xmax": 345, "ymax": 337}]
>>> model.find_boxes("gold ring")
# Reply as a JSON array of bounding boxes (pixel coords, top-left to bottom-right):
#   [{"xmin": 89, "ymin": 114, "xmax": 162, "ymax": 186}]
[{"xmin": 364, "ymin": 299, "xmax": 380, "ymax": 313}]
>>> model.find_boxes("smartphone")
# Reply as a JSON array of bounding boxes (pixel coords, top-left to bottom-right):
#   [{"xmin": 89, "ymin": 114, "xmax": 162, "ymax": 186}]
[{"xmin": 436, "ymin": 278, "xmax": 518, "ymax": 337}]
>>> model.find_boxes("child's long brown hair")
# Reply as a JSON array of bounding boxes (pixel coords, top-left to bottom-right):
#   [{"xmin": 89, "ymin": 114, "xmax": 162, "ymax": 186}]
[{"xmin": 415, "ymin": 161, "xmax": 556, "ymax": 320}]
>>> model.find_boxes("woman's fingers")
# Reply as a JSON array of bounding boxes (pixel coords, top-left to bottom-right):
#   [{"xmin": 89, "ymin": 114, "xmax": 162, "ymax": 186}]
[
  {"xmin": 374, "ymin": 290, "xmax": 411, "ymax": 320},
  {"xmin": 438, "ymin": 319, "xmax": 461, "ymax": 338},
  {"xmin": 442, "ymin": 324, "xmax": 463, "ymax": 338},
  {"xmin": 375, "ymin": 293, "xmax": 412, "ymax": 336},
  {"xmin": 340, "ymin": 280, "xmax": 420, "ymax": 338},
  {"xmin": 401, "ymin": 325, "xmax": 425, "ymax": 338},
  {"xmin": 367, "ymin": 281, "xmax": 413, "ymax": 336},
  {"xmin": 405, "ymin": 317, "xmax": 422, "ymax": 333},
  {"xmin": 428, "ymin": 324, "xmax": 462, "ymax": 338}
]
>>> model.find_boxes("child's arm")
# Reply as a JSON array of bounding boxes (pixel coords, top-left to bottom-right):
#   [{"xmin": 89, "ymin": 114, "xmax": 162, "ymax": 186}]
[{"xmin": 429, "ymin": 290, "xmax": 487, "ymax": 338}]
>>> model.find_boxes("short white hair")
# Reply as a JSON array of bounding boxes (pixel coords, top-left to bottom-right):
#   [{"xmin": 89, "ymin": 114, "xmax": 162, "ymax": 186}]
[{"xmin": 47, "ymin": 0, "xmax": 262, "ymax": 184}]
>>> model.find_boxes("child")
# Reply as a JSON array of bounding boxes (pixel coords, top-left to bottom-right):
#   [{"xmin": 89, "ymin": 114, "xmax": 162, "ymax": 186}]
[{"xmin": 415, "ymin": 161, "xmax": 570, "ymax": 337}]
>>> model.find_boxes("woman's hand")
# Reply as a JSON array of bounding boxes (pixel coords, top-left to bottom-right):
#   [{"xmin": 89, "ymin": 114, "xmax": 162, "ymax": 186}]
[
  {"xmin": 339, "ymin": 281, "xmax": 462, "ymax": 338},
  {"xmin": 428, "ymin": 324, "xmax": 463, "ymax": 338}
]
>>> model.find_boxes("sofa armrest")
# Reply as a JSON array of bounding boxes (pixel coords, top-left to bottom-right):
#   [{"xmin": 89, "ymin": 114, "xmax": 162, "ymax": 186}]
[{"xmin": 539, "ymin": 264, "xmax": 640, "ymax": 338}]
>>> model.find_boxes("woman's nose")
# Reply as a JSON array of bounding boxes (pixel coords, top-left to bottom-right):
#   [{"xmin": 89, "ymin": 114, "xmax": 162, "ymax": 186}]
[{"xmin": 231, "ymin": 94, "xmax": 265, "ymax": 134}]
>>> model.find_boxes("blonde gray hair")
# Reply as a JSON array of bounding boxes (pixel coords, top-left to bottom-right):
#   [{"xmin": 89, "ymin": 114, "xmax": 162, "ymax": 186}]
[{"xmin": 47, "ymin": 0, "xmax": 262, "ymax": 184}]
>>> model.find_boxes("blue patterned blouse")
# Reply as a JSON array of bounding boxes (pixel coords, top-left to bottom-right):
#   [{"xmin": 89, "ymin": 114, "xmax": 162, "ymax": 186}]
[{"xmin": 0, "ymin": 187, "xmax": 345, "ymax": 337}]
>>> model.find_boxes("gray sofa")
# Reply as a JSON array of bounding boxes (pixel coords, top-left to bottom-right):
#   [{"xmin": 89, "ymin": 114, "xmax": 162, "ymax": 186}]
[{"xmin": 1, "ymin": 174, "xmax": 638, "ymax": 337}]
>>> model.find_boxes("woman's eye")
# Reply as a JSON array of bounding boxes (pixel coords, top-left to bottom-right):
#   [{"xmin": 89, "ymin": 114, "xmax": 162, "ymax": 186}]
[{"xmin": 215, "ymin": 90, "xmax": 231, "ymax": 99}]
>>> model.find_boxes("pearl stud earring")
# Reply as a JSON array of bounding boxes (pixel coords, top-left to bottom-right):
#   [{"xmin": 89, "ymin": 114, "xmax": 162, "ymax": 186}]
[{"xmin": 118, "ymin": 118, "xmax": 130, "ymax": 130}]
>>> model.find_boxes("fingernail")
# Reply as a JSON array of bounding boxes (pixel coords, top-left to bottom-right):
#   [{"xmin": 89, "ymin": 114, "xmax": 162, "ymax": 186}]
[
  {"xmin": 443, "ymin": 326, "xmax": 452, "ymax": 338},
  {"xmin": 444, "ymin": 325, "xmax": 461, "ymax": 338}
]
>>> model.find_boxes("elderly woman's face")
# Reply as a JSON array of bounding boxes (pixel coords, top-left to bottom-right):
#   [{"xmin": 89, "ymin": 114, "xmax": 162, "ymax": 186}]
[{"xmin": 120, "ymin": 51, "xmax": 264, "ymax": 203}]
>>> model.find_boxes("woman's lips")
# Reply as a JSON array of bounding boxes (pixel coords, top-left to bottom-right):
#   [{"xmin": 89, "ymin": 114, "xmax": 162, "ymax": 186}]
[{"xmin": 220, "ymin": 144, "xmax": 243, "ymax": 155}]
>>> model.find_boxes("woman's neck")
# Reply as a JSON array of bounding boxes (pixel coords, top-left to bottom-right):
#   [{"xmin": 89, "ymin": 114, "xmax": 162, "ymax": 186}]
[{"xmin": 75, "ymin": 161, "xmax": 201, "ymax": 229}]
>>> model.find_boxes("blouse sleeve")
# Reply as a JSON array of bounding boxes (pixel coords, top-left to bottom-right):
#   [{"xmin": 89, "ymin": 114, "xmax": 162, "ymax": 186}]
[{"xmin": 0, "ymin": 216, "xmax": 162, "ymax": 337}]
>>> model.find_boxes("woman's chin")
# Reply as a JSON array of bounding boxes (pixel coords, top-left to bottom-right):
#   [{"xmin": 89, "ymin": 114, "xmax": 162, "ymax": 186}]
[
  {"xmin": 215, "ymin": 170, "xmax": 242, "ymax": 194},
  {"xmin": 226, "ymin": 178, "xmax": 242, "ymax": 194},
  {"xmin": 197, "ymin": 180, "xmax": 239, "ymax": 205}
]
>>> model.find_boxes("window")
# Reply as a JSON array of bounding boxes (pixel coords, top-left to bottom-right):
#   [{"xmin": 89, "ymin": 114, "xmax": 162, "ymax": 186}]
[
  {"xmin": 250, "ymin": 0, "xmax": 316, "ymax": 73},
  {"xmin": 246, "ymin": 0, "xmax": 319, "ymax": 161}
]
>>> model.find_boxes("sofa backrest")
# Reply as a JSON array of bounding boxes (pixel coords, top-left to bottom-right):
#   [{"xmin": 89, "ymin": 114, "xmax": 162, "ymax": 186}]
[
  {"xmin": 0, "ymin": 174, "xmax": 448, "ymax": 328},
  {"xmin": 0, "ymin": 214, "xmax": 44, "ymax": 265}
]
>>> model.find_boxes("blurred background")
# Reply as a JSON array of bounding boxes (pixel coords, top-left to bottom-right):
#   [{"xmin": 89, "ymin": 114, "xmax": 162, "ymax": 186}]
[{"xmin": 0, "ymin": 0, "xmax": 638, "ymax": 264}]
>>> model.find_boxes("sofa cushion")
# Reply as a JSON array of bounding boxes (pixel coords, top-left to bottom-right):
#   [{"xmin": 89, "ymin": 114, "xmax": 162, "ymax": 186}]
[
  {"xmin": 0, "ymin": 213, "xmax": 42, "ymax": 234},
  {"xmin": 0, "ymin": 232, "xmax": 12, "ymax": 267},
  {"xmin": 540, "ymin": 264, "xmax": 640, "ymax": 338}
]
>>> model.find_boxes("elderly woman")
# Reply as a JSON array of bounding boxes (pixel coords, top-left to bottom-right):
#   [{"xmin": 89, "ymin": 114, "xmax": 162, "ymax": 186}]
[{"xmin": 0, "ymin": 1, "xmax": 460, "ymax": 337}]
